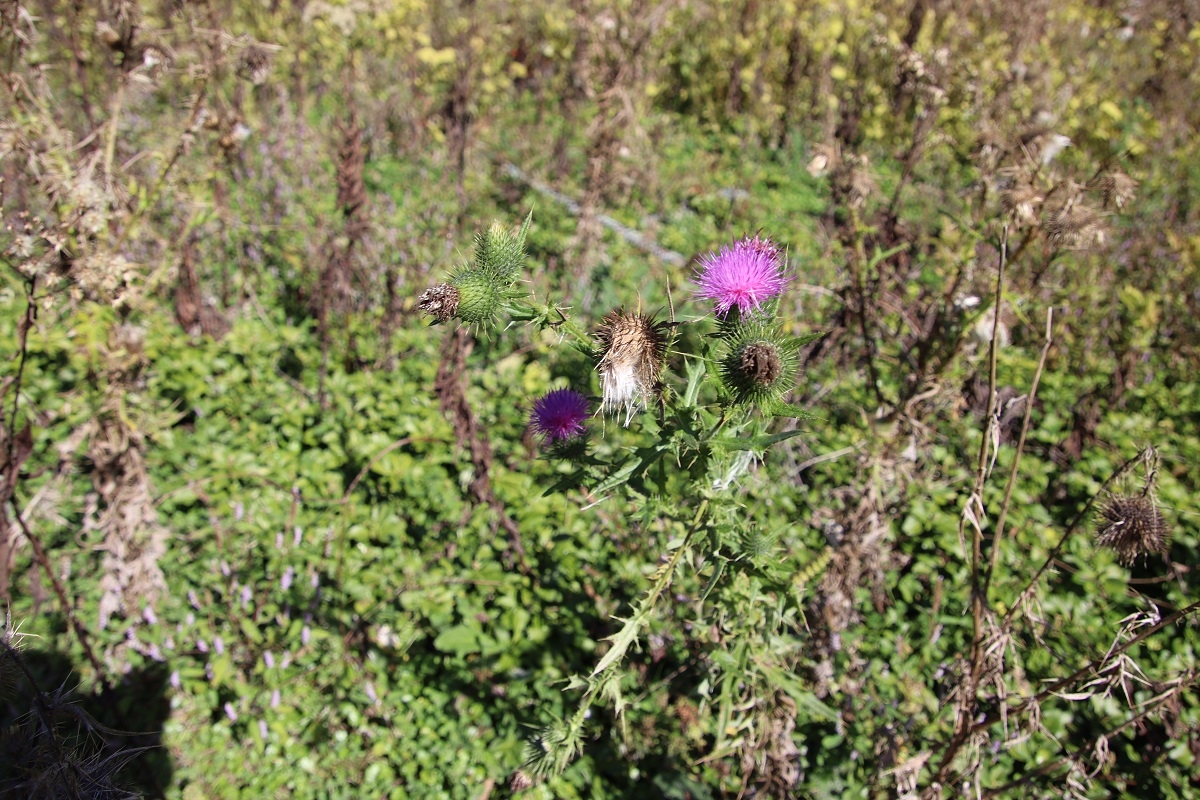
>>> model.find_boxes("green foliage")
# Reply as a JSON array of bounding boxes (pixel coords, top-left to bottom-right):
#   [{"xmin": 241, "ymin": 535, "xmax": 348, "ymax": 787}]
[{"xmin": 2, "ymin": 0, "xmax": 1200, "ymax": 797}]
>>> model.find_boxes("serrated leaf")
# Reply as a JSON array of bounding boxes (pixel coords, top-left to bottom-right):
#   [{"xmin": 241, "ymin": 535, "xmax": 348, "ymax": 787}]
[{"xmin": 708, "ymin": 428, "xmax": 807, "ymax": 451}]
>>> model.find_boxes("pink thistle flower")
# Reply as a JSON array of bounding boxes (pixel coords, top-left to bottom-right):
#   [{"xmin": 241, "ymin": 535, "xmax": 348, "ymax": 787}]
[
  {"xmin": 693, "ymin": 236, "xmax": 790, "ymax": 317},
  {"xmin": 531, "ymin": 388, "xmax": 589, "ymax": 443}
]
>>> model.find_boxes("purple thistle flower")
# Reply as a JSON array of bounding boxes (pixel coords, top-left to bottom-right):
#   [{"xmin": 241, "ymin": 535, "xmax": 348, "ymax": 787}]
[
  {"xmin": 531, "ymin": 388, "xmax": 589, "ymax": 443},
  {"xmin": 692, "ymin": 236, "xmax": 790, "ymax": 317}
]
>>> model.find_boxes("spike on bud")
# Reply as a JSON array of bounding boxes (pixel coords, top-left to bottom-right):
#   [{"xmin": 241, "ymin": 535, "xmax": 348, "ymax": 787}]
[
  {"xmin": 596, "ymin": 310, "xmax": 671, "ymax": 425},
  {"xmin": 418, "ymin": 283, "xmax": 460, "ymax": 322},
  {"xmin": 1094, "ymin": 494, "xmax": 1169, "ymax": 565}
]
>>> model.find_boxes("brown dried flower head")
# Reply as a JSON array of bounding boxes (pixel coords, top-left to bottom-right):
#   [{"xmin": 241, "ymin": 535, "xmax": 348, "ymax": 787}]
[
  {"xmin": 237, "ymin": 43, "xmax": 275, "ymax": 86},
  {"xmin": 418, "ymin": 283, "xmax": 460, "ymax": 323},
  {"xmin": 1094, "ymin": 494, "xmax": 1169, "ymax": 565},
  {"xmin": 1097, "ymin": 170, "xmax": 1137, "ymax": 211},
  {"xmin": 1000, "ymin": 182, "xmax": 1043, "ymax": 226},
  {"xmin": 596, "ymin": 310, "xmax": 671, "ymax": 425},
  {"xmin": 1045, "ymin": 202, "xmax": 1104, "ymax": 249}
]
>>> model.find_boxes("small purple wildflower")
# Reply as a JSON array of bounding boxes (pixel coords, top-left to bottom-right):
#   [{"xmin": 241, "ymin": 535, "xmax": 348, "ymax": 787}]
[
  {"xmin": 270, "ymin": 689, "xmax": 281, "ymax": 708},
  {"xmin": 531, "ymin": 388, "xmax": 589, "ymax": 443},
  {"xmin": 196, "ymin": 638, "xmax": 209, "ymax": 654},
  {"xmin": 263, "ymin": 651, "xmax": 275, "ymax": 669},
  {"xmin": 241, "ymin": 585, "xmax": 253, "ymax": 609},
  {"xmin": 311, "ymin": 572, "xmax": 319, "ymax": 589},
  {"xmin": 276, "ymin": 531, "xmax": 284, "ymax": 549},
  {"xmin": 294, "ymin": 526, "xmax": 303, "ymax": 546},
  {"xmin": 234, "ymin": 501, "xmax": 244, "ymax": 521},
  {"xmin": 281, "ymin": 566, "xmax": 294, "ymax": 592},
  {"xmin": 301, "ymin": 626, "xmax": 311, "ymax": 646},
  {"xmin": 365, "ymin": 682, "xmax": 378, "ymax": 704},
  {"xmin": 188, "ymin": 590, "xmax": 200, "ymax": 610},
  {"xmin": 224, "ymin": 702, "xmax": 237, "ymax": 722},
  {"xmin": 259, "ymin": 719, "xmax": 270, "ymax": 741},
  {"xmin": 170, "ymin": 670, "xmax": 181, "ymax": 690},
  {"xmin": 220, "ymin": 561, "xmax": 231, "ymax": 578},
  {"xmin": 692, "ymin": 235, "xmax": 790, "ymax": 317},
  {"xmin": 213, "ymin": 636, "xmax": 225, "ymax": 655},
  {"xmin": 142, "ymin": 606, "xmax": 157, "ymax": 625}
]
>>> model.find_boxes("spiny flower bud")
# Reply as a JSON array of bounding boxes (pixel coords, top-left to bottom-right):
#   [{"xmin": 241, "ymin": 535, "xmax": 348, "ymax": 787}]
[
  {"xmin": 451, "ymin": 269, "xmax": 503, "ymax": 325},
  {"xmin": 1094, "ymin": 494, "xmax": 1169, "ymax": 565},
  {"xmin": 418, "ymin": 283, "xmax": 460, "ymax": 322},
  {"xmin": 475, "ymin": 218, "xmax": 528, "ymax": 283},
  {"xmin": 596, "ymin": 310, "xmax": 671, "ymax": 425},
  {"xmin": 718, "ymin": 321, "xmax": 799, "ymax": 408}
]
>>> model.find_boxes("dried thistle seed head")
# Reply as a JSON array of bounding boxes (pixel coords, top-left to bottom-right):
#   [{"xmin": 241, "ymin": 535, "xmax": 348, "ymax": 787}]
[
  {"xmin": 1094, "ymin": 494, "xmax": 1169, "ymax": 565},
  {"xmin": 1000, "ymin": 182, "xmax": 1043, "ymax": 226},
  {"xmin": 1045, "ymin": 202, "xmax": 1104, "ymax": 249},
  {"xmin": 1097, "ymin": 170, "xmax": 1137, "ymax": 211},
  {"xmin": 418, "ymin": 283, "xmax": 460, "ymax": 322},
  {"xmin": 237, "ymin": 43, "xmax": 274, "ymax": 85},
  {"xmin": 595, "ymin": 310, "xmax": 670, "ymax": 425}
]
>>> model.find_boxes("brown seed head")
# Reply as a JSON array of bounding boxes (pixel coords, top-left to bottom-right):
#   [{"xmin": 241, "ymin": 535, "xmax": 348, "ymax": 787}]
[
  {"xmin": 596, "ymin": 310, "xmax": 670, "ymax": 424},
  {"xmin": 418, "ymin": 283, "xmax": 460, "ymax": 322},
  {"xmin": 1094, "ymin": 494, "xmax": 1169, "ymax": 565},
  {"xmin": 1000, "ymin": 183, "xmax": 1043, "ymax": 226},
  {"xmin": 1097, "ymin": 171, "xmax": 1137, "ymax": 211},
  {"xmin": 1045, "ymin": 202, "xmax": 1104, "ymax": 249}
]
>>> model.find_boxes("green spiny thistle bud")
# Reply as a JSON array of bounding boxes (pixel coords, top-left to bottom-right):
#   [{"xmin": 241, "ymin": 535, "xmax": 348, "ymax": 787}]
[
  {"xmin": 740, "ymin": 526, "xmax": 779, "ymax": 559},
  {"xmin": 450, "ymin": 268, "xmax": 504, "ymax": 325},
  {"xmin": 474, "ymin": 211, "xmax": 531, "ymax": 283},
  {"xmin": 719, "ymin": 321, "xmax": 798, "ymax": 407}
]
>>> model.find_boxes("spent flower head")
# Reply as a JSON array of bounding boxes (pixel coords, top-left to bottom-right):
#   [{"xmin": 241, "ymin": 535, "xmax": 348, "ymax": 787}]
[
  {"xmin": 531, "ymin": 388, "xmax": 589, "ymax": 443},
  {"xmin": 1094, "ymin": 494, "xmax": 1169, "ymax": 565},
  {"xmin": 693, "ymin": 235, "xmax": 790, "ymax": 318},
  {"xmin": 596, "ymin": 310, "xmax": 671, "ymax": 425}
]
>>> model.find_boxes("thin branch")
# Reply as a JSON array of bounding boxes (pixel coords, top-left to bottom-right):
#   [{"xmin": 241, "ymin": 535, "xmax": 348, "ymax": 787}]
[
  {"xmin": 984, "ymin": 306, "xmax": 1053, "ymax": 599},
  {"xmin": 8, "ymin": 499, "xmax": 105, "ymax": 676}
]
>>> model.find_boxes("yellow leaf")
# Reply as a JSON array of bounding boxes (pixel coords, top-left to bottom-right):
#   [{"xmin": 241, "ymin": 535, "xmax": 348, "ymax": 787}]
[
  {"xmin": 1099, "ymin": 101, "xmax": 1123, "ymax": 121},
  {"xmin": 830, "ymin": 65, "xmax": 848, "ymax": 81}
]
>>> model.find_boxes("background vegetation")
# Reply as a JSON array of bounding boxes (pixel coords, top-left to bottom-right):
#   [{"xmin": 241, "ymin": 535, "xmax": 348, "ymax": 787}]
[{"xmin": 1, "ymin": 0, "xmax": 1198, "ymax": 797}]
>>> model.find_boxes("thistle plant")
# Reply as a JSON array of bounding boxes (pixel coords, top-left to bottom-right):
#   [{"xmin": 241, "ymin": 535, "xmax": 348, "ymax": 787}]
[{"xmin": 418, "ymin": 222, "xmax": 826, "ymax": 784}]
